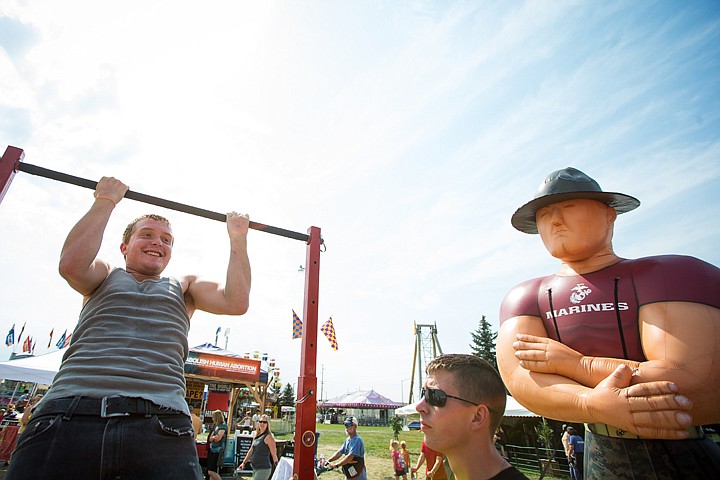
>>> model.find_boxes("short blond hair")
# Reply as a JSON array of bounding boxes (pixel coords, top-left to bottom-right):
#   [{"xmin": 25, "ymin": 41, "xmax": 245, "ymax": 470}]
[
  {"xmin": 427, "ymin": 354, "xmax": 507, "ymax": 436},
  {"xmin": 122, "ymin": 214, "xmax": 171, "ymax": 244}
]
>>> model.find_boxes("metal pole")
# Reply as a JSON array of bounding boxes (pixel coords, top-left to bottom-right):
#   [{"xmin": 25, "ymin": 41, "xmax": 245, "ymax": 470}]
[
  {"xmin": 294, "ymin": 226, "xmax": 321, "ymax": 479},
  {"xmin": 0, "ymin": 146, "xmax": 310, "ymax": 242}
]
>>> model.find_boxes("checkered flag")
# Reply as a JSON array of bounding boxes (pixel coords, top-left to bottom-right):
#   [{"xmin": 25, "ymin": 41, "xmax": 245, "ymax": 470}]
[
  {"xmin": 292, "ymin": 310, "xmax": 303, "ymax": 339},
  {"xmin": 321, "ymin": 317, "xmax": 338, "ymax": 351}
]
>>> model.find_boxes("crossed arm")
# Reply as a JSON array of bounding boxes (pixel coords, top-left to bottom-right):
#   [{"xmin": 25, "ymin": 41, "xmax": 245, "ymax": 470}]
[{"xmin": 496, "ymin": 301, "xmax": 720, "ymax": 438}]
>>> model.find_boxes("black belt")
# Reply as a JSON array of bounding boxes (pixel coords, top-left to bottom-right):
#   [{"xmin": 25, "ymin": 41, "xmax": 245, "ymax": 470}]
[{"xmin": 34, "ymin": 396, "xmax": 183, "ymax": 419}]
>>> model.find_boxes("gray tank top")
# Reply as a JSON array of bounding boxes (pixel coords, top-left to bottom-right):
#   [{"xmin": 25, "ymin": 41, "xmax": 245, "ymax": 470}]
[
  {"xmin": 250, "ymin": 433, "xmax": 273, "ymax": 469},
  {"xmin": 43, "ymin": 268, "xmax": 191, "ymax": 415}
]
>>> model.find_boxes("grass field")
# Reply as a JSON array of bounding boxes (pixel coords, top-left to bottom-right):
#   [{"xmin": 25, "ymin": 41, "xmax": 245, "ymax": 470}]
[{"xmin": 274, "ymin": 424, "xmax": 560, "ymax": 480}]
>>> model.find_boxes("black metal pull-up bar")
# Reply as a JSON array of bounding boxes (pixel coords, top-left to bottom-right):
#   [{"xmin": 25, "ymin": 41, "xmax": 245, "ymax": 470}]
[{"xmin": 0, "ymin": 146, "xmax": 309, "ymax": 242}]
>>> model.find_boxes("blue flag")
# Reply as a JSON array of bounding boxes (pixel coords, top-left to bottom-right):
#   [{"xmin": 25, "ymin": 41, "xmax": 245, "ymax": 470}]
[
  {"xmin": 5, "ymin": 324, "xmax": 15, "ymax": 346},
  {"xmin": 56, "ymin": 330, "xmax": 67, "ymax": 349}
]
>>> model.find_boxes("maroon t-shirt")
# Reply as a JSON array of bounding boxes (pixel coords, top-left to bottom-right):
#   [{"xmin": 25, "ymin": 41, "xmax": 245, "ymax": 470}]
[{"xmin": 499, "ymin": 255, "xmax": 720, "ymax": 361}]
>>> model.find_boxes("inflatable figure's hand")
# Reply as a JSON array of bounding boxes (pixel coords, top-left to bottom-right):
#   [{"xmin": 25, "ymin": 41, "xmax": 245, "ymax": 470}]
[
  {"xmin": 585, "ymin": 365, "xmax": 693, "ymax": 439},
  {"xmin": 513, "ymin": 334, "xmax": 582, "ymax": 377}
]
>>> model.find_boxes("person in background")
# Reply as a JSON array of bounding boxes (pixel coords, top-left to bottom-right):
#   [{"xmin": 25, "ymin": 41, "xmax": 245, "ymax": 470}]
[
  {"xmin": 493, "ymin": 432, "xmax": 508, "ymax": 460},
  {"xmin": 416, "ymin": 354, "xmax": 528, "ymax": 479},
  {"xmin": 190, "ymin": 407, "xmax": 203, "ymax": 437},
  {"xmin": 16, "ymin": 391, "xmax": 29, "ymax": 412},
  {"xmin": 207, "ymin": 410, "xmax": 228, "ymax": 480},
  {"xmin": 238, "ymin": 412, "xmax": 252, "ymax": 433},
  {"xmin": 18, "ymin": 394, "xmax": 43, "ymax": 434},
  {"xmin": 561, "ymin": 424, "xmax": 575, "ymax": 480},
  {"xmin": 8, "ymin": 175, "xmax": 251, "ymax": 480},
  {"xmin": 497, "ymin": 167, "xmax": 720, "ymax": 478},
  {"xmin": 326, "ymin": 416, "xmax": 367, "ymax": 480},
  {"xmin": 2, "ymin": 404, "xmax": 17, "ymax": 421},
  {"xmin": 567, "ymin": 427, "xmax": 584, "ymax": 480},
  {"xmin": 411, "ymin": 441, "xmax": 447, "ymax": 480},
  {"xmin": 560, "ymin": 424, "xmax": 570, "ymax": 458},
  {"xmin": 400, "ymin": 441, "xmax": 411, "ymax": 478},
  {"xmin": 390, "ymin": 439, "xmax": 408, "ymax": 480},
  {"xmin": 239, "ymin": 414, "xmax": 278, "ymax": 480}
]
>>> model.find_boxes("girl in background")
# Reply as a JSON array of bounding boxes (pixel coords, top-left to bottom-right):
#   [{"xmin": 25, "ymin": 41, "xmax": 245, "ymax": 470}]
[
  {"xmin": 390, "ymin": 439, "xmax": 408, "ymax": 480},
  {"xmin": 400, "ymin": 441, "xmax": 411, "ymax": 478}
]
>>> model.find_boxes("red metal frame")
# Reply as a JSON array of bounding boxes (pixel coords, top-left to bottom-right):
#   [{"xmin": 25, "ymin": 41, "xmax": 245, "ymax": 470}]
[
  {"xmin": 294, "ymin": 226, "xmax": 321, "ymax": 479},
  {"xmin": 1, "ymin": 145, "xmax": 324, "ymax": 479},
  {"xmin": 0, "ymin": 146, "xmax": 24, "ymax": 204}
]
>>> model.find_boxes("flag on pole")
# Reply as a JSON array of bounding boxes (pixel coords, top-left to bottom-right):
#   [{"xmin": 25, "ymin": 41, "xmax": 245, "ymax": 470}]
[
  {"xmin": 22, "ymin": 336, "xmax": 31, "ymax": 353},
  {"xmin": 292, "ymin": 310, "xmax": 303, "ymax": 339},
  {"xmin": 17, "ymin": 322, "xmax": 26, "ymax": 344},
  {"xmin": 321, "ymin": 317, "xmax": 338, "ymax": 351},
  {"xmin": 47, "ymin": 328, "xmax": 54, "ymax": 348},
  {"xmin": 214, "ymin": 326, "xmax": 221, "ymax": 346},
  {"xmin": 56, "ymin": 330, "xmax": 67, "ymax": 349},
  {"xmin": 61, "ymin": 333, "xmax": 72, "ymax": 349},
  {"xmin": 5, "ymin": 324, "xmax": 15, "ymax": 346}
]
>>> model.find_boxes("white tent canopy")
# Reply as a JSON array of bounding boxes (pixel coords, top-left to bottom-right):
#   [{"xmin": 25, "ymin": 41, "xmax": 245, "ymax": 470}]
[
  {"xmin": 395, "ymin": 395, "xmax": 538, "ymax": 418},
  {"xmin": 504, "ymin": 395, "xmax": 539, "ymax": 417},
  {"xmin": 0, "ymin": 350, "xmax": 64, "ymax": 385}
]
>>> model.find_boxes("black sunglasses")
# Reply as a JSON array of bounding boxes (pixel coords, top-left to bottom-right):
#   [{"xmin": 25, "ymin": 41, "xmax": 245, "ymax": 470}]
[
  {"xmin": 421, "ymin": 387, "xmax": 479, "ymax": 407},
  {"xmin": 258, "ymin": 420, "xmax": 268, "ymax": 424}
]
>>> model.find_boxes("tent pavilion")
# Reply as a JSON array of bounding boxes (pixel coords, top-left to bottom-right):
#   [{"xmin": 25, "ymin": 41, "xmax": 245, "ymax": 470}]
[
  {"xmin": 0, "ymin": 349, "xmax": 64, "ymax": 386},
  {"xmin": 318, "ymin": 389, "xmax": 402, "ymax": 426},
  {"xmin": 183, "ymin": 343, "xmax": 271, "ymax": 427}
]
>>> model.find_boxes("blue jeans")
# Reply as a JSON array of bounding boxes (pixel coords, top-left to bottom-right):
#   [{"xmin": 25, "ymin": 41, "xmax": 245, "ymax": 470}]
[{"xmin": 7, "ymin": 411, "xmax": 202, "ymax": 479}]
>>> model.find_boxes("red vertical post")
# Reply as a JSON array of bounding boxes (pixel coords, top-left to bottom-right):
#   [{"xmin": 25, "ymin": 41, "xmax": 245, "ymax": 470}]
[
  {"xmin": 0, "ymin": 146, "xmax": 25, "ymax": 205},
  {"xmin": 294, "ymin": 226, "xmax": 321, "ymax": 479}
]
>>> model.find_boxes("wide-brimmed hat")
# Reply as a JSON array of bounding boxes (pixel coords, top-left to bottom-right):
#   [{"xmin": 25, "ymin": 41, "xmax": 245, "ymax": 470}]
[{"xmin": 511, "ymin": 167, "xmax": 640, "ymax": 234}]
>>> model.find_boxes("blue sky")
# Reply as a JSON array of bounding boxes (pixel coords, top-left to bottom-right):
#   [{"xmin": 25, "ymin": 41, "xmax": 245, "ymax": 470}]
[{"xmin": 1, "ymin": 1, "xmax": 719, "ymax": 404}]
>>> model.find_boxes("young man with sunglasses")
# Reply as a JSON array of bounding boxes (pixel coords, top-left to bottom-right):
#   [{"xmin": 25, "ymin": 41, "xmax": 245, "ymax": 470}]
[{"xmin": 416, "ymin": 354, "xmax": 529, "ymax": 480}]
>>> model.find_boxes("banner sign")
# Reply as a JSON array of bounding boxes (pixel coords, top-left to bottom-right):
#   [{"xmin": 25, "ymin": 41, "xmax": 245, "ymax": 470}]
[
  {"xmin": 184, "ymin": 351, "xmax": 261, "ymax": 383},
  {"xmin": 207, "ymin": 382, "xmax": 233, "ymax": 392},
  {"xmin": 185, "ymin": 379, "xmax": 205, "ymax": 400}
]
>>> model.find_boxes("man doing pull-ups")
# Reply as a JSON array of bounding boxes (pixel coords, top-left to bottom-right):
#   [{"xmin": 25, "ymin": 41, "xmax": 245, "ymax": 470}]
[{"xmin": 7, "ymin": 176, "xmax": 251, "ymax": 480}]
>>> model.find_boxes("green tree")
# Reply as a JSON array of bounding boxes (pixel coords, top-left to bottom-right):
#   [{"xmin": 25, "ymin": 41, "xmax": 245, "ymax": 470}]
[
  {"xmin": 535, "ymin": 417, "xmax": 555, "ymax": 459},
  {"xmin": 469, "ymin": 315, "xmax": 498, "ymax": 370},
  {"xmin": 279, "ymin": 383, "xmax": 295, "ymax": 407},
  {"xmin": 389, "ymin": 415, "xmax": 403, "ymax": 440}
]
